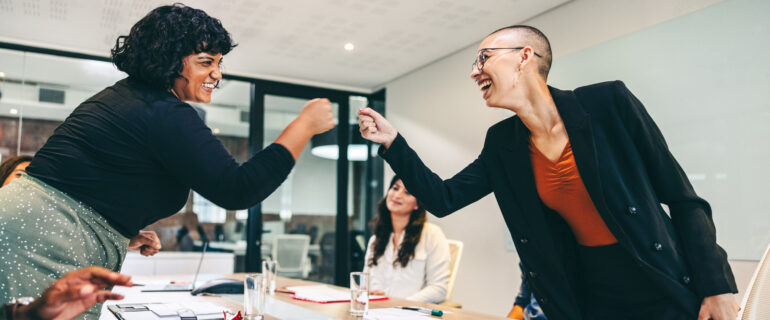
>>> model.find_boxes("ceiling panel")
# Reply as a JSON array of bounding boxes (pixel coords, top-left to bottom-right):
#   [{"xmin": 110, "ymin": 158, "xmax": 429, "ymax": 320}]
[{"xmin": 0, "ymin": 0, "xmax": 569, "ymax": 91}]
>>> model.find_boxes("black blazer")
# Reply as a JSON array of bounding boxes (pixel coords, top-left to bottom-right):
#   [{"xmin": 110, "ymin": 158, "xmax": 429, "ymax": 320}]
[{"xmin": 381, "ymin": 81, "xmax": 737, "ymax": 319}]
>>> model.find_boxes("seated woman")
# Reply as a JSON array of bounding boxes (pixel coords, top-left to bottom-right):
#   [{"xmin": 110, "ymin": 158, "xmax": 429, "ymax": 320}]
[{"xmin": 363, "ymin": 176, "xmax": 450, "ymax": 304}]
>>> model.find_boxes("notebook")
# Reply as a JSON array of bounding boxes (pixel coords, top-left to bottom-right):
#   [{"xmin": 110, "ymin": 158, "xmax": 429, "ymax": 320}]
[
  {"xmin": 107, "ymin": 302, "xmax": 229, "ymax": 320},
  {"xmin": 287, "ymin": 285, "xmax": 388, "ymax": 303}
]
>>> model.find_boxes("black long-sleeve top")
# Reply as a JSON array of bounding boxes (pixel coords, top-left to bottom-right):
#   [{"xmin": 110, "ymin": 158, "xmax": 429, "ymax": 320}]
[{"xmin": 27, "ymin": 78, "xmax": 294, "ymax": 237}]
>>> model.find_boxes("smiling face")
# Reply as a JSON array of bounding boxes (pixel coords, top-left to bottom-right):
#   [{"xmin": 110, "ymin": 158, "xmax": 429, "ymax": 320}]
[
  {"xmin": 385, "ymin": 179, "xmax": 419, "ymax": 217},
  {"xmin": 470, "ymin": 31, "xmax": 536, "ymax": 109},
  {"xmin": 171, "ymin": 52, "xmax": 223, "ymax": 103},
  {"xmin": 2, "ymin": 161, "xmax": 29, "ymax": 187}
]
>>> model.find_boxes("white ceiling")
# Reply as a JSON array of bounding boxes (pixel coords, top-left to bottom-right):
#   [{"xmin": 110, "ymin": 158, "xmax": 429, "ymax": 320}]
[{"xmin": 0, "ymin": 0, "xmax": 568, "ymax": 92}]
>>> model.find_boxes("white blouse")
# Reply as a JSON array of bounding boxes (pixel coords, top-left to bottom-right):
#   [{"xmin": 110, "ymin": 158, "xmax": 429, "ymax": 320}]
[{"xmin": 362, "ymin": 222, "xmax": 450, "ymax": 303}]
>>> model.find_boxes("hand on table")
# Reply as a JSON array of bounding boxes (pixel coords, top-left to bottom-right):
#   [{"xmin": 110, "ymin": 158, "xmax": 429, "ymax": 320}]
[
  {"xmin": 369, "ymin": 290, "xmax": 386, "ymax": 296},
  {"xmin": 507, "ymin": 305, "xmax": 524, "ymax": 319}
]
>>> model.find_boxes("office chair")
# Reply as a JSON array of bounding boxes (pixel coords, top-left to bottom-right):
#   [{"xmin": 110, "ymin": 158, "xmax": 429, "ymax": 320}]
[
  {"xmin": 440, "ymin": 239, "xmax": 464, "ymax": 309},
  {"xmin": 738, "ymin": 241, "xmax": 770, "ymax": 319},
  {"xmin": 272, "ymin": 234, "xmax": 311, "ymax": 279}
]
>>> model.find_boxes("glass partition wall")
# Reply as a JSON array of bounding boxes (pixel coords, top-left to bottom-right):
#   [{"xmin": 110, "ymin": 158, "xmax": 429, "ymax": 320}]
[
  {"xmin": 262, "ymin": 94, "xmax": 339, "ymax": 283},
  {"xmin": 0, "ymin": 43, "xmax": 384, "ymax": 286}
]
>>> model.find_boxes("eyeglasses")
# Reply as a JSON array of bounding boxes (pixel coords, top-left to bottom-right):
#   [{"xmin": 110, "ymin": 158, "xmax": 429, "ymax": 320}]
[{"xmin": 472, "ymin": 47, "xmax": 542, "ymax": 72}]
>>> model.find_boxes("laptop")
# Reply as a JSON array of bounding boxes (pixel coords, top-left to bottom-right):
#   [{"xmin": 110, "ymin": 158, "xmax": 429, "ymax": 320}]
[{"xmin": 141, "ymin": 242, "xmax": 208, "ymax": 292}]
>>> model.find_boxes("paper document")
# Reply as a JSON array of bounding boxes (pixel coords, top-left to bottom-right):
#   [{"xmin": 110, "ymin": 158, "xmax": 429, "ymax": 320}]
[
  {"xmin": 147, "ymin": 302, "xmax": 226, "ymax": 317},
  {"xmin": 108, "ymin": 302, "xmax": 229, "ymax": 320},
  {"xmin": 287, "ymin": 285, "xmax": 387, "ymax": 303},
  {"xmin": 364, "ymin": 307, "xmax": 431, "ymax": 320}
]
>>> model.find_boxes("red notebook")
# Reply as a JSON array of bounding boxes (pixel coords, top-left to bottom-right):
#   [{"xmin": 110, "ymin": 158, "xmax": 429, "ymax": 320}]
[
  {"xmin": 284, "ymin": 285, "xmax": 389, "ymax": 304},
  {"xmin": 290, "ymin": 294, "xmax": 389, "ymax": 304}
]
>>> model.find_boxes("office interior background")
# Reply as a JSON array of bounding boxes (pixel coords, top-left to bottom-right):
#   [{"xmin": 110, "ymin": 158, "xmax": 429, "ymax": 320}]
[{"xmin": 0, "ymin": 0, "xmax": 767, "ymax": 315}]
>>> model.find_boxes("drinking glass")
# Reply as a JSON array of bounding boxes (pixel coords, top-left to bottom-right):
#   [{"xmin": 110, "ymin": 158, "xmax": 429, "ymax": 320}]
[
  {"xmin": 244, "ymin": 274, "xmax": 266, "ymax": 320},
  {"xmin": 262, "ymin": 260, "xmax": 277, "ymax": 295},
  {"xmin": 349, "ymin": 272, "xmax": 369, "ymax": 317}
]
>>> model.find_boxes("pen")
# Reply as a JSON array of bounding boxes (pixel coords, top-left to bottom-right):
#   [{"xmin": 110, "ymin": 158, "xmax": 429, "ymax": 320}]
[{"xmin": 399, "ymin": 306, "xmax": 443, "ymax": 317}]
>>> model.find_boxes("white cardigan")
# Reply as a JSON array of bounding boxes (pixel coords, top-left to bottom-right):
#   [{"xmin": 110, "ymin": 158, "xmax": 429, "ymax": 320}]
[{"xmin": 362, "ymin": 222, "xmax": 450, "ymax": 303}]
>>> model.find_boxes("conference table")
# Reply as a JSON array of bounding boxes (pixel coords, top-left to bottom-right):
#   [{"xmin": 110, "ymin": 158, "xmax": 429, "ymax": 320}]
[{"xmin": 101, "ymin": 273, "xmax": 508, "ymax": 320}]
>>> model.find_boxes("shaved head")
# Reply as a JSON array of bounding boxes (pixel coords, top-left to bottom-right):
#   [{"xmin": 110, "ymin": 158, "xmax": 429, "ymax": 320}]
[{"xmin": 489, "ymin": 25, "xmax": 552, "ymax": 80}]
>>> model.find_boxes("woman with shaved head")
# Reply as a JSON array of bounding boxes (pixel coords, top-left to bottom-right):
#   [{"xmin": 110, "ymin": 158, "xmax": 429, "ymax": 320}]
[{"xmin": 359, "ymin": 25, "xmax": 738, "ymax": 320}]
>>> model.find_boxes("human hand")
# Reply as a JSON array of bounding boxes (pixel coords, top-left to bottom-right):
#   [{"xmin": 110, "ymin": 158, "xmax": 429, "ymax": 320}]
[
  {"xmin": 297, "ymin": 98, "xmax": 335, "ymax": 135},
  {"xmin": 369, "ymin": 290, "xmax": 386, "ymax": 296},
  {"xmin": 358, "ymin": 108, "xmax": 397, "ymax": 148},
  {"xmin": 128, "ymin": 230, "xmax": 161, "ymax": 256},
  {"xmin": 697, "ymin": 293, "xmax": 739, "ymax": 320},
  {"xmin": 17, "ymin": 266, "xmax": 132, "ymax": 320},
  {"xmin": 507, "ymin": 305, "xmax": 523, "ymax": 319}
]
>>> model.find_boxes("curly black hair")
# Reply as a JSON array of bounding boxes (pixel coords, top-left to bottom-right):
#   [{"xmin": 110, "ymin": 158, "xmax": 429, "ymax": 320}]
[{"xmin": 111, "ymin": 3, "xmax": 236, "ymax": 90}]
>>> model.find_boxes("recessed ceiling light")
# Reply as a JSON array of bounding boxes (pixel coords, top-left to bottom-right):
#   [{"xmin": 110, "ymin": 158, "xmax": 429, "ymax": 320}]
[
  {"xmin": 9, "ymin": 108, "xmax": 18, "ymax": 115},
  {"xmin": 344, "ymin": 43, "xmax": 355, "ymax": 51},
  {"xmin": 213, "ymin": 128, "xmax": 221, "ymax": 134}
]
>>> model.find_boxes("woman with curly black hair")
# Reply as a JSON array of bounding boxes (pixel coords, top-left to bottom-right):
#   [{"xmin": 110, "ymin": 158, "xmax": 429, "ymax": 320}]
[
  {"xmin": 363, "ymin": 176, "xmax": 451, "ymax": 304},
  {"xmin": 0, "ymin": 4, "xmax": 334, "ymax": 317}
]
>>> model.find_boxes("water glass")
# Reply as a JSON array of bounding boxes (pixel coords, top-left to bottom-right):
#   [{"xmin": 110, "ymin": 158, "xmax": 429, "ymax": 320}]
[
  {"xmin": 262, "ymin": 260, "xmax": 277, "ymax": 295},
  {"xmin": 244, "ymin": 274, "xmax": 266, "ymax": 320},
  {"xmin": 349, "ymin": 272, "xmax": 369, "ymax": 317}
]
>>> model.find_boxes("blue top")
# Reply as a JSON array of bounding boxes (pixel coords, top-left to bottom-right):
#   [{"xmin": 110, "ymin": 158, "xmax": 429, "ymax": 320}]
[
  {"xmin": 27, "ymin": 78, "xmax": 294, "ymax": 237},
  {"xmin": 515, "ymin": 262, "xmax": 547, "ymax": 320}
]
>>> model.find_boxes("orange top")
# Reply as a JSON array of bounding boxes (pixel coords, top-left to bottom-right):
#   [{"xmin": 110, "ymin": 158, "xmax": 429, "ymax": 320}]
[{"xmin": 529, "ymin": 140, "xmax": 617, "ymax": 246}]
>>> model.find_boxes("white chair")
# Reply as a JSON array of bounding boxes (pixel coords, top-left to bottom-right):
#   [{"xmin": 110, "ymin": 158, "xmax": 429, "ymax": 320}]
[
  {"xmin": 261, "ymin": 221, "xmax": 286, "ymax": 252},
  {"xmin": 272, "ymin": 234, "xmax": 311, "ymax": 279},
  {"xmin": 739, "ymin": 242, "xmax": 770, "ymax": 319},
  {"xmin": 440, "ymin": 239, "xmax": 464, "ymax": 308}
]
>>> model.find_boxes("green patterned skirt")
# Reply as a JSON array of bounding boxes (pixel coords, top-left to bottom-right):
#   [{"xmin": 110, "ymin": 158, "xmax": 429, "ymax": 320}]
[{"xmin": 0, "ymin": 174, "xmax": 129, "ymax": 319}]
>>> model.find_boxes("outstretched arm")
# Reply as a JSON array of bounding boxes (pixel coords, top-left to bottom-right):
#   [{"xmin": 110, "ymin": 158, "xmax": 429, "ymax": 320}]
[
  {"xmin": 275, "ymin": 98, "xmax": 336, "ymax": 160},
  {"xmin": 358, "ymin": 107, "xmax": 398, "ymax": 148},
  {"xmin": 152, "ymin": 98, "xmax": 334, "ymax": 210},
  {"xmin": 358, "ymin": 108, "xmax": 493, "ymax": 216}
]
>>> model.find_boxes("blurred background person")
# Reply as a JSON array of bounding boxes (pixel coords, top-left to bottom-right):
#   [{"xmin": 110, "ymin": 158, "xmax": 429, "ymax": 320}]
[
  {"xmin": 0, "ymin": 155, "xmax": 32, "ymax": 187},
  {"xmin": 363, "ymin": 175, "xmax": 450, "ymax": 303},
  {"xmin": 507, "ymin": 262, "xmax": 546, "ymax": 320}
]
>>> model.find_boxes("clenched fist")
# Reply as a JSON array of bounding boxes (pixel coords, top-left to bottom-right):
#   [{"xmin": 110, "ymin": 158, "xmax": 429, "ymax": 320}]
[
  {"xmin": 128, "ymin": 230, "xmax": 161, "ymax": 256},
  {"xmin": 358, "ymin": 108, "xmax": 397, "ymax": 148},
  {"xmin": 298, "ymin": 98, "xmax": 335, "ymax": 135}
]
